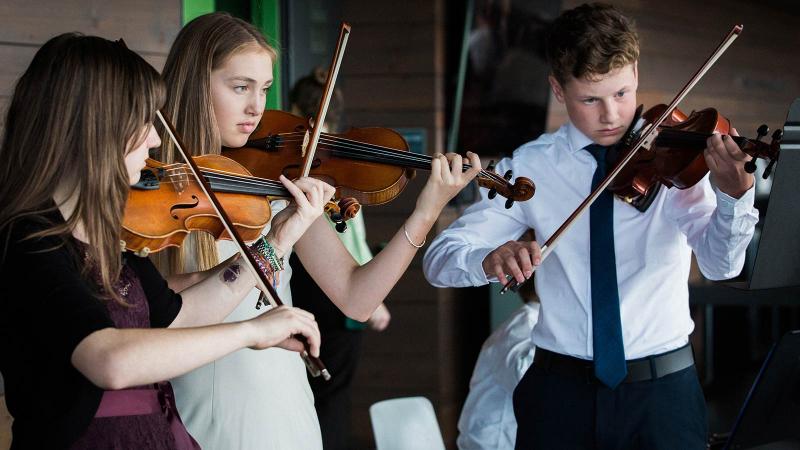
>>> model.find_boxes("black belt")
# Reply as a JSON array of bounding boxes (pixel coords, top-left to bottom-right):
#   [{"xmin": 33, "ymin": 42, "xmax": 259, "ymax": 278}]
[{"xmin": 533, "ymin": 344, "xmax": 694, "ymax": 384}]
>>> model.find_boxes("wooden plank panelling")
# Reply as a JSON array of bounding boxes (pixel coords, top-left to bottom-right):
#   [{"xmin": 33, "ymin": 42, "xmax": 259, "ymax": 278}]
[{"xmin": 0, "ymin": 0, "xmax": 180, "ymax": 54}]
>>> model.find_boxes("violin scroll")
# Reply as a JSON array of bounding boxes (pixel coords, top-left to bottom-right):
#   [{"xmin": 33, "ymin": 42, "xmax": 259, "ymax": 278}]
[
  {"xmin": 476, "ymin": 165, "xmax": 536, "ymax": 209},
  {"xmin": 324, "ymin": 197, "xmax": 361, "ymax": 233}
]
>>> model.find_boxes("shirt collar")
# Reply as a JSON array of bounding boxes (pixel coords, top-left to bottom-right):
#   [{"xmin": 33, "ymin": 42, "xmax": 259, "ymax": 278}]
[{"xmin": 566, "ymin": 123, "xmax": 594, "ymax": 153}]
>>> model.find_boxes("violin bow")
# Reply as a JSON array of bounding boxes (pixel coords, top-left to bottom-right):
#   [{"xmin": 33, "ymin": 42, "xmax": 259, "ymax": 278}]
[
  {"xmin": 300, "ymin": 22, "xmax": 351, "ymax": 176},
  {"xmin": 156, "ymin": 111, "xmax": 331, "ymax": 380},
  {"xmin": 501, "ymin": 24, "xmax": 743, "ymax": 294}
]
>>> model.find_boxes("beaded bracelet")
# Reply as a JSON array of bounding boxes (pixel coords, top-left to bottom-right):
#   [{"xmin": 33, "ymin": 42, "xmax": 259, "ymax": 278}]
[{"xmin": 250, "ymin": 236, "xmax": 284, "ymax": 273}]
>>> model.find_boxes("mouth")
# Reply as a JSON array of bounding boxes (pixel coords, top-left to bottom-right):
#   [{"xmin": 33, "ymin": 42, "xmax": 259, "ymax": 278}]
[
  {"xmin": 597, "ymin": 126, "xmax": 623, "ymax": 136},
  {"xmin": 237, "ymin": 121, "xmax": 256, "ymax": 133}
]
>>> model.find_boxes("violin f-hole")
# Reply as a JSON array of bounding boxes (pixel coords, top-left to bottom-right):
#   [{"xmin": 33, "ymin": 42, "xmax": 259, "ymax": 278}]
[{"xmin": 170, "ymin": 195, "xmax": 200, "ymax": 220}]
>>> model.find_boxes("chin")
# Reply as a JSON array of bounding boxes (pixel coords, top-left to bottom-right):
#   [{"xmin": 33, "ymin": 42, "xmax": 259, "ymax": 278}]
[
  {"xmin": 223, "ymin": 133, "xmax": 249, "ymax": 149},
  {"xmin": 594, "ymin": 135, "xmax": 622, "ymax": 146}
]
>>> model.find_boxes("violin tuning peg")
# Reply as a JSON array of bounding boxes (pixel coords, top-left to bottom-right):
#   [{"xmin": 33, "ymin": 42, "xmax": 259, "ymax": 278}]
[
  {"xmin": 744, "ymin": 159, "xmax": 757, "ymax": 174},
  {"xmin": 756, "ymin": 124, "xmax": 769, "ymax": 140},
  {"xmin": 772, "ymin": 129, "xmax": 784, "ymax": 142},
  {"xmin": 335, "ymin": 222, "xmax": 347, "ymax": 233},
  {"xmin": 505, "ymin": 198, "xmax": 514, "ymax": 209},
  {"xmin": 487, "ymin": 160, "xmax": 496, "ymax": 172},
  {"xmin": 503, "ymin": 170, "xmax": 513, "ymax": 181},
  {"xmin": 488, "ymin": 188, "xmax": 497, "ymax": 200}
]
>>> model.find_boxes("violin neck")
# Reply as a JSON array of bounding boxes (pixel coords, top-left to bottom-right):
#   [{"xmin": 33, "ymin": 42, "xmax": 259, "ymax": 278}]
[
  {"xmin": 203, "ymin": 171, "xmax": 290, "ymax": 198},
  {"xmin": 653, "ymin": 130, "xmax": 758, "ymax": 157}
]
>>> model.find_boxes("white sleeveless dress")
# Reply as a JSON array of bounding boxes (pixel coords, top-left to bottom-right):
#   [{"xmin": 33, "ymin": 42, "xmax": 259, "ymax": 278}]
[{"xmin": 171, "ymin": 202, "xmax": 323, "ymax": 449}]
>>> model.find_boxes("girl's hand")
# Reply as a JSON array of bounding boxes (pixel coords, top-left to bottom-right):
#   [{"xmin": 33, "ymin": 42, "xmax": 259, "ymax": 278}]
[
  {"xmin": 414, "ymin": 152, "xmax": 482, "ymax": 220},
  {"xmin": 245, "ymin": 305, "xmax": 321, "ymax": 357},
  {"xmin": 266, "ymin": 175, "xmax": 336, "ymax": 256}
]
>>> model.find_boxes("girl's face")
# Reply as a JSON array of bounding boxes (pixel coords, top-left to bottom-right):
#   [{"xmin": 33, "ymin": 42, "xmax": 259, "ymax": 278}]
[
  {"xmin": 125, "ymin": 124, "xmax": 161, "ymax": 185},
  {"xmin": 210, "ymin": 47, "xmax": 274, "ymax": 148}
]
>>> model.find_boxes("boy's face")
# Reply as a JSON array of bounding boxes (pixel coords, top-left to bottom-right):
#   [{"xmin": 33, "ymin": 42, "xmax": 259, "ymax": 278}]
[{"xmin": 549, "ymin": 63, "xmax": 638, "ymax": 146}]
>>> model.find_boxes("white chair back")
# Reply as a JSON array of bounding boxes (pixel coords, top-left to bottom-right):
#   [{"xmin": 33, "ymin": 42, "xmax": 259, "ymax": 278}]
[{"xmin": 369, "ymin": 396, "xmax": 446, "ymax": 450}]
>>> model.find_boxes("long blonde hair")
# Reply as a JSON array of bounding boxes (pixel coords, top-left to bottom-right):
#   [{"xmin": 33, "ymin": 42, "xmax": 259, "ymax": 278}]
[
  {"xmin": 156, "ymin": 12, "xmax": 277, "ymax": 274},
  {"xmin": 0, "ymin": 33, "xmax": 165, "ymax": 303}
]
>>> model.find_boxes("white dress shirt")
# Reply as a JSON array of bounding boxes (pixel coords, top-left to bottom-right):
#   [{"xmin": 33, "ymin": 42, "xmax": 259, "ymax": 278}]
[
  {"xmin": 457, "ymin": 303, "xmax": 539, "ymax": 450},
  {"xmin": 424, "ymin": 123, "xmax": 759, "ymax": 360}
]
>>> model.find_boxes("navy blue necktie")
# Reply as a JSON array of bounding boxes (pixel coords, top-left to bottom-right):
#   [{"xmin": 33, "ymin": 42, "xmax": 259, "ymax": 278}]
[{"xmin": 586, "ymin": 144, "xmax": 627, "ymax": 388}]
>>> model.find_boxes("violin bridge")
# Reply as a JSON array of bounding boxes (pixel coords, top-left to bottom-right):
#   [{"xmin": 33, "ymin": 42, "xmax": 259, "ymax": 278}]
[
  {"xmin": 301, "ymin": 130, "xmax": 310, "ymax": 158},
  {"xmin": 639, "ymin": 123, "xmax": 656, "ymax": 150}
]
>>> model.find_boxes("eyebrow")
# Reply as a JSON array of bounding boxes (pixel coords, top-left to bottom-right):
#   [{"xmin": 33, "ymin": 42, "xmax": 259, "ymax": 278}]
[{"xmin": 227, "ymin": 76, "xmax": 274, "ymax": 87}]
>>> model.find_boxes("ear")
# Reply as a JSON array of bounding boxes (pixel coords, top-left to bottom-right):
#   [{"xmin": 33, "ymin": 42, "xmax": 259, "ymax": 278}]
[{"xmin": 549, "ymin": 75, "xmax": 566, "ymax": 104}]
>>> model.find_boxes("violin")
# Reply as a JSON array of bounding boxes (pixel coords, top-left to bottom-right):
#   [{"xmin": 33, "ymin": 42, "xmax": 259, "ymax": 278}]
[
  {"xmin": 222, "ymin": 110, "xmax": 536, "ymax": 215},
  {"xmin": 121, "ymin": 155, "xmax": 292, "ymax": 256},
  {"xmin": 608, "ymin": 104, "xmax": 782, "ymax": 211}
]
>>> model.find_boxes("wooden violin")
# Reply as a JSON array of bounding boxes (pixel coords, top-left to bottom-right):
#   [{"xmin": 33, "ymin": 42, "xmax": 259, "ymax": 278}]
[
  {"xmin": 608, "ymin": 104, "xmax": 782, "ymax": 210},
  {"xmin": 222, "ymin": 110, "xmax": 536, "ymax": 214},
  {"xmin": 121, "ymin": 155, "xmax": 291, "ymax": 256}
]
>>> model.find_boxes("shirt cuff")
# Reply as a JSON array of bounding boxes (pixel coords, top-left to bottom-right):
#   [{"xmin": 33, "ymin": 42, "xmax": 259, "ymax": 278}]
[
  {"xmin": 714, "ymin": 183, "xmax": 755, "ymax": 216},
  {"xmin": 466, "ymin": 245, "xmax": 497, "ymax": 285}
]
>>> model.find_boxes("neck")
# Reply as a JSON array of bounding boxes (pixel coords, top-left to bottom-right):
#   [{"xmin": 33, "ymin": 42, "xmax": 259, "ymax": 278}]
[{"xmin": 53, "ymin": 182, "xmax": 88, "ymax": 243}]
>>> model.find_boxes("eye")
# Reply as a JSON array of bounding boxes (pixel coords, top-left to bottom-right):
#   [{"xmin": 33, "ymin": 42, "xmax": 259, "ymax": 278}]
[
  {"xmin": 615, "ymin": 90, "xmax": 627, "ymax": 98},
  {"xmin": 582, "ymin": 97, "xmax": 597, "ymax": 105},
  {"xmin": 233, "ymin": 85, "xmax": 248, "ymax": 93},
  {"xmin": 262, "ymin": 87, "xmax": 270, "ymax": 95}
]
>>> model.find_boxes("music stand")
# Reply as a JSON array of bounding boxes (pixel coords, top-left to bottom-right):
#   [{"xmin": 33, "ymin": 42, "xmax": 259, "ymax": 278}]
[
  {"xmin": 715, "ymin": 330, "xmax": 800, "ymax": 449},
  {"xmin": 729, "ymin": 98, "xmax": 800, "ymax": 290}
]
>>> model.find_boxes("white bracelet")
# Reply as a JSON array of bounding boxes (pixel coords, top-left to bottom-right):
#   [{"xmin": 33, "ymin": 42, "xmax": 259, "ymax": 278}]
[{"xmin": 403, "ymin": 224, "xmax": 426, "ymax": 248}]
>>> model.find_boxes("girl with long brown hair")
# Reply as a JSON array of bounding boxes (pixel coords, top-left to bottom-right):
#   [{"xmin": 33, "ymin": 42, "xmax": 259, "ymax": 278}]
[
  {"xmin": 0, "ymin": 33, "xmax": 322, "ymax": 449},
  {"xmin": 161, "ymin": 12, "xmax": 482, "ymax": 449}
]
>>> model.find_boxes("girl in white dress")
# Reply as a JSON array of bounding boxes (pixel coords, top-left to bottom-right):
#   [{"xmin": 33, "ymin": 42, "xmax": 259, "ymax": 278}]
[{"xmin": 159, "ymin": 13, "xmax": 482, "ymax": 449}]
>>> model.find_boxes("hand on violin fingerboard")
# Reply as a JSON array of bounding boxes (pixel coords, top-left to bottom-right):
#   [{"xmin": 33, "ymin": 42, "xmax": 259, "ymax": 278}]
[
  {"xmin": 267, "ymin": 175, "xmax": 337, "ymax": 256},
  {"xmin": 704, "ymin": 129, "xmax": 755, "ymax": 199},
  {"xmin": 415, "ymin": 152, "xmax": 483, "ymax": 220}
]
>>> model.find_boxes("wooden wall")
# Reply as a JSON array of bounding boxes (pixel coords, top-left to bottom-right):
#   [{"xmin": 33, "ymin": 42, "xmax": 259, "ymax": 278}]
[
  {"xmin": 338, "ymin": 0, "xmax": 477, "ymax": 447},
  {"xmin": 0, "ymin": 2, "xmax": 181, "ymax": 448}
]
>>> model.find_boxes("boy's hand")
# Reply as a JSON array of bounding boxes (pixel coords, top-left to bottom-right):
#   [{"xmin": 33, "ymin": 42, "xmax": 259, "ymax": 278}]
[
  {"xmin": 482, "ymin": 240, "xmax": 542, "ymax": 283},
  {"xmin": 705, "ymin": 128, "xmax": 754, "ymax": 199}
]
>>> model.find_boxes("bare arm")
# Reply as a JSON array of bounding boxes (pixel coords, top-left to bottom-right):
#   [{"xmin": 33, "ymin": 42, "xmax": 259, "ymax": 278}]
[
  {"xmin": 71, "ymin": 305, "xmax": 319, "ymax": 390},
  {"xmin": 168, "ymin": 255, "xmax": 257, "ymax": 327},
  {"xmin": 295, "ymin": 152, "xmax": 482, "ymax": 321},
  {"xmin": 165, "ymin": 176, "xmax": 336, "ymax": 326}
]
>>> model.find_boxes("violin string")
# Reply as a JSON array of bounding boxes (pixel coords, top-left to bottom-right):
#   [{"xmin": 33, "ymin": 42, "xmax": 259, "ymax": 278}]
[
  {"xmin": 149, "ymin": 167, "xmax": 291, "ymax": 196},
  {"xmin": 270, "ymin": 133, "xmax": 510, "ymax": 185}
]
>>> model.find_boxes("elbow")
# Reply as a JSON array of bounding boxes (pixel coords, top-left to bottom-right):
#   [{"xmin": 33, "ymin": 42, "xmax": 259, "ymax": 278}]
[
  {"xmin": 89, "ymin": 351, "xmax": 133, "ymax": 390},
  {"xmin": 73, "ymin": 333, "xmax": 135, "ymax": 390},
  {"xmin": 698, "ymin": 260, "xmax": 744, "ymax": 282},
  {"xmin": 340, "ymin": 304, "xmax": 372, "ymax": 323}
]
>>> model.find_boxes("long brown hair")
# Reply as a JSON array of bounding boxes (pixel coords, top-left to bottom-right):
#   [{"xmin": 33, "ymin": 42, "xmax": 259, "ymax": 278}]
[
  {"xmin": 0, "ymin": 33, "xmax": 165, "ymax": 303},
  {"xmin": 156, "ymin": 12, "xmax": 277, "ymax": 274}
]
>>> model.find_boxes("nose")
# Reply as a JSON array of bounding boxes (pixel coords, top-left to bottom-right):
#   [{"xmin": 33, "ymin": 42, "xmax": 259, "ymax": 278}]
[
  {"xmin": 246, "ymin": 92, "xmax": 265, "ymax": 117},
  {"xmin": 147, "ymin": 125, "xmax": 162, "ymax": 149},
  {"xmin": 600, "ymin": 99, "xmax": 619, "ymax": 125}
]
